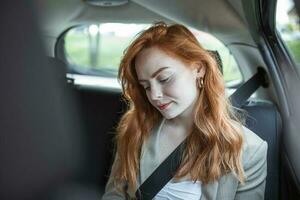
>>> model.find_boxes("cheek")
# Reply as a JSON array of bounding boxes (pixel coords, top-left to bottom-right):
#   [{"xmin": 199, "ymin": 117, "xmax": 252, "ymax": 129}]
[
  {"xmin": 164, "ymin": 85, "xmax": 180, "ymax": 97},
  {"xmin": 170, "ymin": 78, "xmax": 198, "ymax": 100},
  {"xmin": 166, "ymin": 77, "xmax": 197, "ymax": 97}
]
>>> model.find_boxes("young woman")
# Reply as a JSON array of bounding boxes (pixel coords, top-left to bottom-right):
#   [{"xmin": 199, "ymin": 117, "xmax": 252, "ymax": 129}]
[{"xmin": 102, "ymin": 22, "xmax": 267, "ymax": 200}]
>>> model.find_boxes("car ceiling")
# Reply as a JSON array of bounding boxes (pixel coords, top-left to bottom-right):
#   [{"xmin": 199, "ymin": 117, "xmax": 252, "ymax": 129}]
[{"xmin": 35, "ymin": 0, "xmax": 256, "ymax": 47}]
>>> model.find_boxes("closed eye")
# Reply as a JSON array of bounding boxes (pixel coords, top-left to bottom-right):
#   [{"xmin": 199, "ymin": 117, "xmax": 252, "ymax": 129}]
[
  {"xmin": 143, "ymin": 77, "xmax": 171, "ymax": 91},
  {"xmin": 159, "ymin": 77, "xmax": 170, "ymax": 83}
]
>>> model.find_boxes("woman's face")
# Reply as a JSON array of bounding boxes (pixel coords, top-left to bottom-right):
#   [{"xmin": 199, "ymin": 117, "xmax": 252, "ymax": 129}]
[{"xmin": 135, "ymin": 47, "xmax": 205, "ymax": 120}]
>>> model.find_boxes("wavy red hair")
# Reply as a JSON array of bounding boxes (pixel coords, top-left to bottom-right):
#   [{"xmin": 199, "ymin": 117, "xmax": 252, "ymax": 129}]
[{"xmin": 114, "ymin": 22, "xmax": 245, "ymax": 195}]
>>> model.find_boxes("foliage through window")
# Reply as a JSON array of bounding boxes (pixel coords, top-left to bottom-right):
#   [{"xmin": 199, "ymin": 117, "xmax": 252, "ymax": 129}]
[
  {"xmin": 276, "ymin": 0, "xmax": 300, "ymax": 66},
  {"xmin": 63, "ymin": 23, "xmax": 242, "ymax": 86}
]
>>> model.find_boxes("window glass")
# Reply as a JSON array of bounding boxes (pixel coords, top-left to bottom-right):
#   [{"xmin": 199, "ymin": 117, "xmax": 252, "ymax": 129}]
[
  {"xmin": 65, "ymin": 24, "xmax": 149, "ymax": 77},
  {"xmin": 63, "ymin": 23, "xmax": 242, "ymax": 88},
  {"xmin": 276, "ymin": 0, "xmax": 300, "ymax": 66}
]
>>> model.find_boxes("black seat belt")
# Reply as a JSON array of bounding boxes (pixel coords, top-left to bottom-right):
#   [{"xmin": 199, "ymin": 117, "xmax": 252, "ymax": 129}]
[
  {"xmin": 230, "ymin": 67, "xmax": 268, "ymax": 108},
  {"xmin": 135, "ymin": 67, "xmax": 268, "ymax": 200}
]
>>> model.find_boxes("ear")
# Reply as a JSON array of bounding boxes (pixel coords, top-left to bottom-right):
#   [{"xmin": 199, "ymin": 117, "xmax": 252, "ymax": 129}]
[{"xmin": 194, "ymin": 63, "xmax": 206, "ymax": 78}]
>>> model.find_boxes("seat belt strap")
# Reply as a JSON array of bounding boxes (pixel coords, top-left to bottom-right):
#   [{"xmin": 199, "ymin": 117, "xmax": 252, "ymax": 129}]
[
  {"xmin": 135, "ymin": 67, "xmax": 268, "ymax": 200},
  {"xmin": 230, "ymin": 67, "xmax": 268, "ymax": 108},
  {"xmin": 135, "ymin": 140, "xmax": 186, "ymax": 200}
]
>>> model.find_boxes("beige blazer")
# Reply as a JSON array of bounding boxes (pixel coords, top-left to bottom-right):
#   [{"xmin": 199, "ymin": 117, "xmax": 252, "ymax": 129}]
[{"xmin": 102, "ymin": 119, "xmax": 268, "ymax": 200}]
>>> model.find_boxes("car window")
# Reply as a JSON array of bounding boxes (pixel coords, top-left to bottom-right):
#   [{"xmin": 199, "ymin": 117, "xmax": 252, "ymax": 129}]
[
  {"xmin": 64, "ymin": 24, "xmax": 149, "ymax": 77},
  {"xmin": 62, "ymin": 23, "xmax": 242, "ymax": 88},
  {"xmin": 276, "ymin": 0, "xmax": 300, "ymax": 67}
]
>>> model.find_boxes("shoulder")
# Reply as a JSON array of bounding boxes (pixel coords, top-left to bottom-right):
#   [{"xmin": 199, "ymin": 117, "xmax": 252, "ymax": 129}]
[
  {"xmin": 216, "ymin": 125, "xmax": 268, "ymax": 198},
  {"xmin": 238, "ymin": 125, "xmax": 268, "ymax": 192},
  {"xmin": 241, "ymin": 125, "xmax": 268, "ymax": 168}
]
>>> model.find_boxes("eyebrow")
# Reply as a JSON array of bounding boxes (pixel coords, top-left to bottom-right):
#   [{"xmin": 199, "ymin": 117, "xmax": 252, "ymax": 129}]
[{"xmin": 138, "ymin": 67, "xmax": 169, "ymax": 83}]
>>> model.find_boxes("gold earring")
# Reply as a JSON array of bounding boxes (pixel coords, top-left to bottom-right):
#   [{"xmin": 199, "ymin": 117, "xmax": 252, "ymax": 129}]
[{"xmin": 197, "ymin": 77, "xmax": 204, "ymax": 88}]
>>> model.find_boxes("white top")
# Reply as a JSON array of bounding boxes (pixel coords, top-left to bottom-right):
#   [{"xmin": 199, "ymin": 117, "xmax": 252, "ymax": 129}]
[
  {"xmin": 140, "ymin": 118, "xmax": 202, "ymax": 200},
  {"xmin": 154, "ymin": 180, "xmax": 202, "ymax": 200}
]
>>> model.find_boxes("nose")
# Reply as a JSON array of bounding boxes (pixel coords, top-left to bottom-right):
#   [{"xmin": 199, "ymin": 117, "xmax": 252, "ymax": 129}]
[{"xmin": 149, "ymin": 84, "xmax": 163, "ymax": 100}]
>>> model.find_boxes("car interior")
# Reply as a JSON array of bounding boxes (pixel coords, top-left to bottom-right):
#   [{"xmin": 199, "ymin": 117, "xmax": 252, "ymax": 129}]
[{"xmin": 1, "ymin": 0, "xmax": 300, "ymax": 200}]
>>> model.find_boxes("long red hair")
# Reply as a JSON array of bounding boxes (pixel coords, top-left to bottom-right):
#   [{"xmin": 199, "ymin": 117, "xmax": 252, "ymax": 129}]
[{"xmin": 114, "ymin": 22, "xmax": 245, "ymax": 194}]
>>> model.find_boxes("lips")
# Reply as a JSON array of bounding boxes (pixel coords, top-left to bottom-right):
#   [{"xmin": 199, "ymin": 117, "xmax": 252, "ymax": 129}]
[{"xmin": 157, "ymin": 102, "xmax": 172, "ymax": 110}]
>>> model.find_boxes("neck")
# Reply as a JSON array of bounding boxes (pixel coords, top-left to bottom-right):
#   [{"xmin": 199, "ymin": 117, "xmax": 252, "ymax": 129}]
[
  {"xmin": 165, "ymin": 97, "xmax": 198, "ymax": 133},
  {"xmin": 164, "ymin": 115, "xmax": 194, "ymax": 134}
]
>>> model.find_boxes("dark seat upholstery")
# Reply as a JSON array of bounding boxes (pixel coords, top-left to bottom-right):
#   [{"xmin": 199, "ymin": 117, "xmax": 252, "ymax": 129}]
[
  {"xmin": 46, "ymin": 57, "xmax": 106, "ymax": 199},
  {"xmin": 0, "ymin": 1, "xmax": 93, "ymax": 200},
  {"xmin": 242, "ymin": 99, "xmax": 282, "ymax": 200}
]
